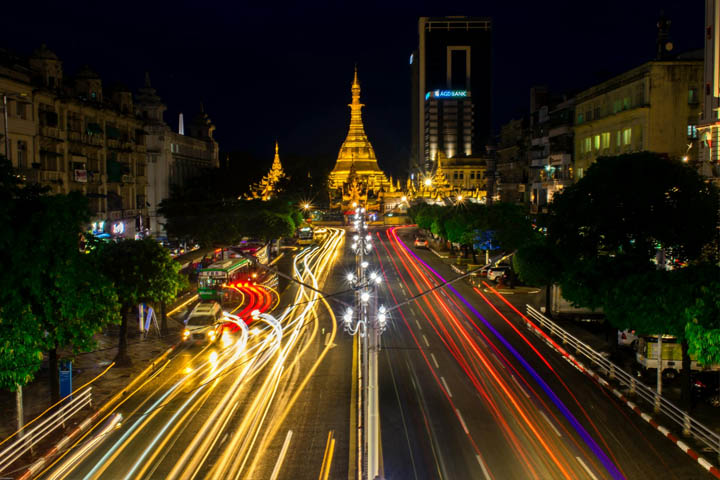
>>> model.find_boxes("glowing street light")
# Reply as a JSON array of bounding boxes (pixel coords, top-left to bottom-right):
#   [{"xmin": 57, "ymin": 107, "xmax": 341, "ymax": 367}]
[
  {"xmin": 424, "ymin": 178, "xmax": 432, "ymax": 187},
  {"xmin": 360, "ymin": 291, "xmax": 370, "ymax": 303},
  {"xmin": 401, "ymin": 195, "xmax": 407, "ymax": 202},
  {"xmin": 347, "ymin": 272, "xmax": 355, "ymax": 282},
  {"xmin": 361, "ymin": 261, "xmax": 369, "ymax": 269},
  {"xmin": 365, "ymin": 234, "xmax": 371, "ymax": 241},
  {"xmin": 303, "ymin": 203, "xmax": 311, "ymax": 210},
  {"xmin": 457, "ymin": 194, "xmax": 464, "ymax": 202},
  {"xmin": 369, "ymin": 271, "xmax": 377, "ymax": 281}
]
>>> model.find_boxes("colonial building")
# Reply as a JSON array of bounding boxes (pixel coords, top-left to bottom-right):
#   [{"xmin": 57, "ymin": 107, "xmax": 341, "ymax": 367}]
[
  {"xmin": 246, "ymin": 141, "xmax": 287, "ymax": 200},
  {"xmin": 135, "ymin": 74, "xmax": 219, "ymax": 237},
  {"xmin": 697, "ymin": 0, "xmax": 720, "ymax": 182},
  {"xmin": 573, "ymin": 53, "xmax": 703, "ymax": 179},
  {"xmin": 0, "ymin": 45, "xmax": 149, "ymax": 239},
  {"xmin": 329, "ymin": 69, "xmax": 400, "ymax": 212},
  {"xmin": 528, "ymin": 92, "xmax": 575, "ymax": 214},
  {"xmin": 417, "ymin": 151, "xmax": 488, "ymax": 204}
]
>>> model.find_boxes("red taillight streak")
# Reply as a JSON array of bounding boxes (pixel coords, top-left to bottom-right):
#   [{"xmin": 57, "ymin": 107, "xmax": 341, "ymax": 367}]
[
  {"xmin": 379, "ymin": 233, "xmax": 558, "ymax": 478},
  {"xmin": 477, "ymin": 283, "xmax": 626, "ymax": 478},
  {"xmin": 384, "ymin": 231, "xmax": 576, "ymax": 479},
  {"xmin": 374, "ymin": 232, "xmax": 497, "ymax": 478}
]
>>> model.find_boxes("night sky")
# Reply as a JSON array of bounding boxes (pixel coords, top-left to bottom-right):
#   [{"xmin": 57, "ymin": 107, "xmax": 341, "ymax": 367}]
[{"xmin": 0, "ymin": 1, "xmax": 703, "ymax": 179}]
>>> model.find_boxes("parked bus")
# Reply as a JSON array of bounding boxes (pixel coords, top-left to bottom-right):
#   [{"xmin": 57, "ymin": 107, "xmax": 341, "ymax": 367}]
[
  {"xmin": 230, "ymin": 241, "xmax": 269, "ymax": 265},
  {"xmin": 198, "ymin": 258, "xmax": 252, "ymax": 302},
  {"xmin": 297, "ymin": 226, "xmax": 314, "ymax": 246}
]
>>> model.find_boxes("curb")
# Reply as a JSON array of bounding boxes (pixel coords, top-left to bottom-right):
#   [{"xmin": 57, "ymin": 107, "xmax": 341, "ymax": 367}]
[
  {"xmin": 429, "ymin": 247, "xmax": 449, "ymax": 259},
  {"xmin": 17, "ymin": 342, "xmax": 181, "ymax": 480},
  {"xmin": 509, "ymin": 302, "xmax": 720, "ymax": 478}
]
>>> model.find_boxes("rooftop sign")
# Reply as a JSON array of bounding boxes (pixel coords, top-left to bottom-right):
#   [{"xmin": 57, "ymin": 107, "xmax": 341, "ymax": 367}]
[{"xmin": 425, "ymin": 90, "xmax": 469, "ymax": 100}]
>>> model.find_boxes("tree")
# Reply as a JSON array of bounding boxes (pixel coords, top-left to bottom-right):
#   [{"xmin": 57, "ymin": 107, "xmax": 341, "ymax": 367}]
[
  {"xmin": 0, "ymin": 157, "xmax": 120, "ymax": 407},
  {"xmin": 95, "ymin": 239, "xmax": 184, "ymax": 366},
  {"xmin": 548, "ymin": 152, "xmax": 718, "ymax": 262}
]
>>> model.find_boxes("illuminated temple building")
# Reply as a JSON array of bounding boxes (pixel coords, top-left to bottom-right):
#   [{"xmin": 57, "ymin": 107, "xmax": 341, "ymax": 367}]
[
  {"xmin": 329, "ymin": 69, "xmax": 400, "ymax": 211},
  {"xmin": 246, "ymin": 141, "xmax": 287, "ymax": 200}
]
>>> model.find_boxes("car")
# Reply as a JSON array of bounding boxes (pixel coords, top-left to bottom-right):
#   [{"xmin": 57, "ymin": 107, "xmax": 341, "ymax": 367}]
[
  {"xmin": 487, "ymin": 266, "xmax": 511, "ymax": 282},
  {"xmin": 618, "ymin": 329, "xmax": 638, "ymax": 348},
  {"xmin": 414, "ymin": 236, "xmax": 429, "ymax": 248},
  {"xmin": 183, "ymin": 302, "xmax": 225, "ymax": 343}
]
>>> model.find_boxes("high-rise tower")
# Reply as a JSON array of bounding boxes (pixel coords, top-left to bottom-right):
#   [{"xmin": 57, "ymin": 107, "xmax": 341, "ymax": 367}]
[{"xmin": 410, "ymin": 16, "xmax": 492, "ymax": 178}]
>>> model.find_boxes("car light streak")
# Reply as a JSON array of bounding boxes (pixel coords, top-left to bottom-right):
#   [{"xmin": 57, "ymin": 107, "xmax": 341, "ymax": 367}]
[{"xmin": 388, "ymin": 226, "xmax": 624, "ymax": 480}]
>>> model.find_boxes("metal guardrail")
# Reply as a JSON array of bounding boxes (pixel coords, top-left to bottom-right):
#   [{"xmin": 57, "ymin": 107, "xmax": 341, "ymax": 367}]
[
  {"xmin": 0, "ymin": 387, "xmax": 92, "ymax": 474},
  {"xmin": 525, "ymin": 305, "xmax": 720, "ymax": 460}
]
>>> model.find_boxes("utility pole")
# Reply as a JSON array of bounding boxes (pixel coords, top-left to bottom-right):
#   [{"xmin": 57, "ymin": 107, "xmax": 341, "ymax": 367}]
[{"xmin": 3, "ymin": 95, "xmax": 9, "ymax": 162}]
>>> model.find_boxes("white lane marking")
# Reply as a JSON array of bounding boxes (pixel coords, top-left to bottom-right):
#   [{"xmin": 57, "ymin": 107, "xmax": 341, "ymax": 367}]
[
  {"xmin": 475, "ymin": 455, "xmax": 492, "ymax": 480},
  {"xmin": 415, "ymin": 319, "xmax": 422, "ymax": 330},
  {"xmin": 441, "ymin": 376, "xmax": 453, "ymax": 398},
  {"xmin": 430, "ymin": 353, "xmax": 440, "ymax": 369},
  {"xmin": 422, "ymin": 334, "xmax": 430, "ymax": 347},
  {"xmin": 539, "ymin": 411, "xmax": 562, "ymax": 437},
  {"xmin": 576, "ymin": 456, "xmax": 598, "ymax": 480},
  {"xmin": 510, "ymin": 375, "xmax": 530, "ymax": 399},
  {"xmin": 270, "ymin": 430, "xmax": 293, "ymax": 480},
  {"xmin": 455, "ymin": 408, "xmax": 469, "ymax": 434}
]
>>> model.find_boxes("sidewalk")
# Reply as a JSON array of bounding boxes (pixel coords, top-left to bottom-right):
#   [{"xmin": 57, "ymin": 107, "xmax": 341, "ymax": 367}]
[{"xmin": 0, "ymin": 287, "xmax": 197, "ymax": 470}]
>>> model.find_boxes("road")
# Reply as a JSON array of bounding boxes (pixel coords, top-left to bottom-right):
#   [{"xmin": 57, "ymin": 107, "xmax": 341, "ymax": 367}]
[
  {"xmin": 372, "ymin": 225, "xmax": 709, "ymax": 480},
  {"xmin": 37, "ymin": 228, "xmax": 349, "ymax": 480}
]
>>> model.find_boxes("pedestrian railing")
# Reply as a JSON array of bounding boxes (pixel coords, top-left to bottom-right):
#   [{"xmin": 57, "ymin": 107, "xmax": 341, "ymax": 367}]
[
  {"xmin": 525, "ymin": 305, "xmax": 720, "ymax": 461},
  {"xmin": 0, "ymin": 387, "xmax": 92, "ymax": 474}
]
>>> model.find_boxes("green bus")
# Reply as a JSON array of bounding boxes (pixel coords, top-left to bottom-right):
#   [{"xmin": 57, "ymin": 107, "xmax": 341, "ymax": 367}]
[{"xmin": 198, "ymin": 257, "xmax": 252, "ymax": 302}]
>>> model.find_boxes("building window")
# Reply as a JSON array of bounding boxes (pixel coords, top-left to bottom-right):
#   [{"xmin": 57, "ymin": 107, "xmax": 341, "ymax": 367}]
[
  {"xmin": 689, "ymin": 88, "xmax": 698, "ymax": 105},
  {"xmin": 17, "ymin": 140, "xmax": 27, "ymax": 169},
  {"xmin": 586, "ymin": 110, "xmax": 593, "ymax": 121},
  {"xmin": 470, "ymin": 171, "xmax": 475, "ymax": 179},
  {"xmin": 613, "ymin": 99, "xmax": 622, "ymax": 114},
  {"xmin": 623, "ymin": 97, "xmax": 631, "ymax": 110},
  {"xmin": 601, "ymin": 132, "xmax": 610, "ymax": 149},
  {"xmin": 584, "ymin": 137, "xmax": 592, "ymax": 153},
  {"xmin": 16, "ymin": 102, "xmax": 26, "ymax": 120},
  {"xmin": 453, "ymin": 171, "xmax": 458, "ymax": 179},
  {"xmin": 687, "ymin": 125, "xmax": 698, "ymax": 139},
  {"xmin": 459, "ymin": 172, "xmax": 464, "ymax": 179},
  {"xmin": 623, "ymin": 128, "xmax": 632, "ymax": 145},
  {"xmin": 577, "ymin": 113, "xmax": 584, "ymax": 124},
  {"xmin": 593, "ymin": 135, "xmax": 600, "ymax": 150},
  {"xmin": 616, "ymin": 131, "xmax": 622, "ymax": 147}
]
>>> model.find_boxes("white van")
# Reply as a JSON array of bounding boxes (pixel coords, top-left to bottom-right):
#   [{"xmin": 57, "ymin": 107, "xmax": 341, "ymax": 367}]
[{"xmin": 183, "ymin": 302, "xmax": 224, "ymax": 343}]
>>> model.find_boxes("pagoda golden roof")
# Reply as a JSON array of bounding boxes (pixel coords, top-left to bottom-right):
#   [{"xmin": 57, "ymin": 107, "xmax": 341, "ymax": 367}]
[{"xmin": 329, "ymin": 68, "xmax": 387, "ymax": 188}]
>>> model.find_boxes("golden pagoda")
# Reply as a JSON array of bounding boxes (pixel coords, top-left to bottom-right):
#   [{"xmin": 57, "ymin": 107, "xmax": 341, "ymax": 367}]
[
  {"xmin": 246, "ymin": 141, "xmax": 287, "ymax": 200},
  {"xmin": 329, "ymin": 68, "xmax": 390, "ymax": 200}
]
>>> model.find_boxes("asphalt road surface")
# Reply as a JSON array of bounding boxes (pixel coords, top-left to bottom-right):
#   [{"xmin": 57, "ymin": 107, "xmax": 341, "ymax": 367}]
[{"xmin": 372, "ymin": 225, "xmax": 708, "ymax": 480}]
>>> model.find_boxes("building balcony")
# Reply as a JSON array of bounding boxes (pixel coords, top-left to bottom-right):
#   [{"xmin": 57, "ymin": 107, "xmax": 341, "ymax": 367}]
[
  {"xmin": 21, "ymin": 169, "xmax": 65, "ymax": 185},
  {"xmin": 530, "ymin": 157, "xmax": 548, "ymax": 168},
  {"xmin": 548, "ymin": 125, "xmax": 572, "ymax": 137},
  {"xmin": 40, "ymin": 126, "xmax": 63, "ymax": 139},
  {"xmin": 549, "ymin": 153, "xmax": 572, "ymax": 166}
]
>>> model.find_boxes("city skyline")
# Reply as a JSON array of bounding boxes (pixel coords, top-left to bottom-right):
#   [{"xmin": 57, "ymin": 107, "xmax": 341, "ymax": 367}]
[{"xmin": 0, "ymin": 2, "xmax": 703, "ymax": 177}]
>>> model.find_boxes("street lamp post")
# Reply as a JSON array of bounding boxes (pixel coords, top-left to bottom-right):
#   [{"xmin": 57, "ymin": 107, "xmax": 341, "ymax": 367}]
[
  {"xmin": 344, "ymin": 205, "xmax": 385, "ymax": 480},
  {"xmin": 3, "ymin": 95, "xmax": 9, "ymax": 162},
  {"xmin": 2, "ymin": 92, "xmax": 29, "ymax": 164}
]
